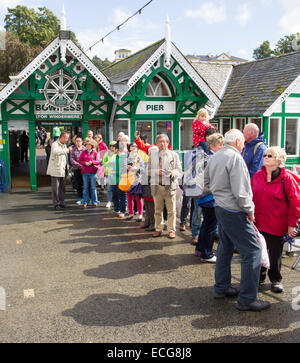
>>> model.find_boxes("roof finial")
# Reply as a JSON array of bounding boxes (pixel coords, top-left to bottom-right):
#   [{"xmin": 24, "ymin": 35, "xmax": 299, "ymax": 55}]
[
  {"xmin": 61, "ymin": 4, "xmax": 67, "ymax": 31},
  {"xmin": 165, "ymin": 16, "xmax": 171, "ymax": 68}
]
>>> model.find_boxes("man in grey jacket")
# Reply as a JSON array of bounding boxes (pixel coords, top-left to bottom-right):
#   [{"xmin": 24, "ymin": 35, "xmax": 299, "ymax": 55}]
[{"xmin": 204, "ymin": 129, "xmax": 270, "ymax": 312}]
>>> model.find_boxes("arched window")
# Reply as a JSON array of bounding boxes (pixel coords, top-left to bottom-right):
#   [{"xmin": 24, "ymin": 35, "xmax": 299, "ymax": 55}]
[{"xmin": 145, "ymin": 75, "xmax": 172, "ymax": 97}]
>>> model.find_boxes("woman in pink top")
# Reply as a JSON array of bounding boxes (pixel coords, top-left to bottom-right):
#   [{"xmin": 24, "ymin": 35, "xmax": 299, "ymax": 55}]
[{"xmin": 79, "ymin": 138, "xmax": 100, "ymax": 207}]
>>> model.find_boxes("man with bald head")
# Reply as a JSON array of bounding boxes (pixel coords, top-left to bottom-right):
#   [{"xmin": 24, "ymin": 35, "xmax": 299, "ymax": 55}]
[{"xmin": 242, "ymin": 123, "xmax": 267, "ymax": 179}]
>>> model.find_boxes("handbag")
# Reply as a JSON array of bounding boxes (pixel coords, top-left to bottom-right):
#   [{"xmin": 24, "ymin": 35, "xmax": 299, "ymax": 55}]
[
  {"xmin": 129, "ymin": 183, "xmax": 142, "ymax": 196},
  {"xmin": 252, "ymin": 224, "xmax": 270, "ymax": 270},
  {"xmin": 282, "ymin": 177, "xmax": 300, "ymax": 237},
  {"xmin": 118, "ymin": 156, "xmax": 138, "ymax": 192}
]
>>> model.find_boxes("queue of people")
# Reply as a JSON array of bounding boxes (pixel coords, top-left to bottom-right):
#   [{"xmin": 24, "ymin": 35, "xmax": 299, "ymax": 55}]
[{"xmin": 46, "ymin": 109, "xmax": 300, "ymax": 312}]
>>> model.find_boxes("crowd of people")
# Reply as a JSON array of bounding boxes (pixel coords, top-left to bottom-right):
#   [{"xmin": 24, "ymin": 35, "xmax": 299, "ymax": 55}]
[{"xmin": 46, "ymin": 108, "xmax": 300, "ymax": 312}]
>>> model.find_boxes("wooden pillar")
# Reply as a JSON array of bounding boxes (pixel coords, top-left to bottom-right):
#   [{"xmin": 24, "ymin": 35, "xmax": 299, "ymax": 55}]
[{"xmin": 263, "ymin": 116, "xmax": 269, "ymax": 145}]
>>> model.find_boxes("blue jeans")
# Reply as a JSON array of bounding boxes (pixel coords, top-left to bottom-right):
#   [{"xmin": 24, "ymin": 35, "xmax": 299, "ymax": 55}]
[
  {"xmin": 82, "ymin": 173, "xmax": 98, "ymax": 205},
  {"xmin": 112, "ymin": 185, "xmax": 126, "ymax": 213},
  {"xmin": 107, "ymin": 184, "xmax": 113, "ymax": 203},
  {"xmin": 214, "ymin": 207, "xmax": 262, "ymax": 305},
  {"xmin": 196, "ymin": 206, "xmax": 217, "ymax": 259},
  {"xmin": 191, "ymin": 200, "xmax": 202, "ymax": 237}
]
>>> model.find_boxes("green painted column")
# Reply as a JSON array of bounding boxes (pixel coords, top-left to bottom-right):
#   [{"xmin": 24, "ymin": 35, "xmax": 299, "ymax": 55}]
[
  {"xmin": 173, "ymin": 118, "xmax": 179, "ymax": 150},
  {"xmin": 1, "ymin": 102, "xmax": 11, "ymax": 190},
  {"xmin": 29, "ymin": 99, "xmax": 37, "ymax": 191},
  {"xmin": 281, "ymin": 102, "xmax": 286, "ymax": 149},
  {"xmin": 263, "ymin": 116, "xmax": 269, "ymax": 145}
]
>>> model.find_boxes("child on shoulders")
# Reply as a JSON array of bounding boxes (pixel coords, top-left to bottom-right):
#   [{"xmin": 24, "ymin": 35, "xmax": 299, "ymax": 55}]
[{"xmin": 192, "ymin": 108, "xmax": 216, "ymax": 148}]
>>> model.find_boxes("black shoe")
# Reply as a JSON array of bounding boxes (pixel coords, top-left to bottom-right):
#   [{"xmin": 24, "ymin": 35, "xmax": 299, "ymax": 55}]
[
  {"xmin": 214, "ymin": 287, "xmax": 239, "ymax": 299},
  {"xmin": 59, "ymin": 204, "xmax": 67, "ymax": 209},
  {"xmin": 54, "ymin": 205, "xmax": 64, "ymax": 211},
  {"xmin": 271, "ymin": 282, "xmax": 284, "ymax": 293},
  {"xmin": 236, "ymin": 300, "xmax": 271, "ymax": 312}
]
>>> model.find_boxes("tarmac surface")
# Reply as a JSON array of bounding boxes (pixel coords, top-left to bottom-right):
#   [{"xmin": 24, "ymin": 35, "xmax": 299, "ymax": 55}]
[{"xmin": 0, "ymin": 187, "xmax": 300, "ymax": 343}]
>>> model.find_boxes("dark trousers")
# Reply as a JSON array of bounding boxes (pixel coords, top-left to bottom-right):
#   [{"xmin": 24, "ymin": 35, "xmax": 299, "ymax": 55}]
[
  {"xmin": 196, "ymin": 206, "xmax": 217, "ymax": 259},
  {"xmin": 51, "ymin": 176, "xmax": 65, "ymax": 207},
  {"xmin": 73, "ymin": 169, "xmax": 83, "ymax": 199},
  {"xmin": 260, "ymin": 231, "xmax": 284, "ymax": 283},
  {"xmin": 112, "ymin": 185, "xmax": 126, "ymax": 213},
  {"xmin": 144, "ymin": 200, "xmax": 155, "ymax": 228},
  {"xmin": 180, "ymin": 195, "xmax": 192, "ymax": 226},
  {"xmin": 20, "ymin": 147, "xmax": 28, "ymax": 162}
]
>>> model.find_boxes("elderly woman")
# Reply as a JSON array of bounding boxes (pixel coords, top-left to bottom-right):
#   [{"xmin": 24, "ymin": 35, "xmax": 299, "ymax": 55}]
[
  {"xmin": 78, "ymin": 138, "xmax": 101, "ymax": 208},
  {"xmin": 251, "ymin": 146, "xmax": 300, "ymax": 293},
  {"xmin": 194, "ymin": 133, "xmax": 225, "ymax": 263}
]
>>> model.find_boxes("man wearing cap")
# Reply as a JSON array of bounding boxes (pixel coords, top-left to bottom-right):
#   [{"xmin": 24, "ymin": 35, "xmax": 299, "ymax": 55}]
[{"xmin": 102, "ymin": 141, "xmax": 117, "ymax": 209}]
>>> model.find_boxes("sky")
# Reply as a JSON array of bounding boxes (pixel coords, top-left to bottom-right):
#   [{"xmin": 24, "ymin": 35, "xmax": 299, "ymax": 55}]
[{"xmin": 0, "ymin": 0, "xmax": 300, "ymax": 61}]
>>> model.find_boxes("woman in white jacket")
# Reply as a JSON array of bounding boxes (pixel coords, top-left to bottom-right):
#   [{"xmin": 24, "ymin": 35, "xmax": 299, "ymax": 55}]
[{"xmin": 47, "ymin": 131, "xmax": 70, "ymax": 210}]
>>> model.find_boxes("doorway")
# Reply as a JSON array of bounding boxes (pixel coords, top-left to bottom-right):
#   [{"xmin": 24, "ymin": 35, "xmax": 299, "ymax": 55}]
[{"xmin": 8, "ymin": 127, "xmax": 30, "ymax": 189}]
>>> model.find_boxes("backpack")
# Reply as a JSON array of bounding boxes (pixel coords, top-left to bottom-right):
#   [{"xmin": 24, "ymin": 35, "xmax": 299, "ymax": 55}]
[
  {"xmin": 183, "ymin": 147, "xmax": 208, "ymax": 197},
  {"xmin": 253, "ymin": 142, "xmax": 264, "ymax": 156}
]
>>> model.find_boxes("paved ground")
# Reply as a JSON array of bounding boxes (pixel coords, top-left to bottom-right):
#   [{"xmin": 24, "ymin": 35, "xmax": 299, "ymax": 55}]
[{"xmin": 0, "ymin": 187, "xmax": 300, "ymax": 343}]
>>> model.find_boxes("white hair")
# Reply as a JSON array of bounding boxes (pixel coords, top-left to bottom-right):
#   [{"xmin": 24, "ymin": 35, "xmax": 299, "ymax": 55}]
[
  {"xmin": 224, "ymin": 129, "xmax": 245, "ymax": 144},
  {"xmin": 122, "ymin": 135, "xmax": 130, "ymax": 143}
]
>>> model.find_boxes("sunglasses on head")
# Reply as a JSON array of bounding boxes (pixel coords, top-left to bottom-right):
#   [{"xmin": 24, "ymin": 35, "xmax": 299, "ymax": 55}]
[{"xmin": 264, "ymin": 154, "xmax": 273, "ymax": 158}]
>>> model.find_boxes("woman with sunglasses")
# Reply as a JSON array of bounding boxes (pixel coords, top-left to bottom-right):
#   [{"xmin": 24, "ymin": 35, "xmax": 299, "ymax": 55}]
[{"xmin": 251, "ymin": 146, "xmax": 300, "ymax": 293}]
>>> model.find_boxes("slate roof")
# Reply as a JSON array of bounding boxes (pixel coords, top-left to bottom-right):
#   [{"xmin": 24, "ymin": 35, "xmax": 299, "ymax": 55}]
[
  {"xmin": 217, "ymin": 50, "xmax": 300, "ymax": 116},
  {"xmin": 192, "ymin": 63, "xmax": 232, "ymax": 98},
  {"xmin": 103, "ymin": 39, "xmax": 165, "ymax": 83}
]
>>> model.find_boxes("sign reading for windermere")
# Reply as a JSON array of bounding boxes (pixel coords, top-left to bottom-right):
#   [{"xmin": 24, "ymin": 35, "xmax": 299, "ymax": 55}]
[{"xmin": 35, "ymin": 101, "xmax": 83, "ymax": 120}]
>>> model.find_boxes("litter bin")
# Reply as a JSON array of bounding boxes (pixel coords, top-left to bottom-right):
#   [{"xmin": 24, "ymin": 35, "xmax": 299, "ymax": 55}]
[{"xmin": 0, "ymin": 159, "xmax": 9, "ymax": 193}]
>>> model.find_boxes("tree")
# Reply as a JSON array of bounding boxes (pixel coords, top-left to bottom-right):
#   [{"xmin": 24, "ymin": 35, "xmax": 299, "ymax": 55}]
[
  {"xmin": 4, "ymin": 5, "xmax": 80, "ymax": 48},
  {"xmin": 0, "ymin": 32, "xmax": 42, "ymax": 83},
  {"xmin": 92, "ymin": 56, "xmax": 112, "ymax": 70},
  {"xmin": 274, "ymin": 33, "xmax": 300, "ymax": 56},
  {"xmin": 253, "ymin": 40, "xmax": 273, "ymax": 60}
]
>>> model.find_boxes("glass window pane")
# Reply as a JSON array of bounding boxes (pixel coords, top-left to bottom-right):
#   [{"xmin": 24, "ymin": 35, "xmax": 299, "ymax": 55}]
[
  {"xmin": 222, "ymin": 118, "xmax": 231, "ymax": 135},
  {"xmin": 136, "ymin": 121, "xmax": 153, "ymax": 145},
  {"xmin": 156, "ymin": 121, "xmax": 172, "ymax": 146},
  {"xmin": 269, "ymin": 118, "xmax": 280, "ymax": 147},
  {"xmin": 88, "ymin": 120, "xmax": 106, "ymax": 142},
  {"xmin": 235, "ymin": 118, "xmax": 246, "ymax": 131},
  {"xmin": 146, "ymin": 76, "xmax": 171, "ymax": 97},
  {"xmin": 250, "ymin": 118, "xmax": 262, "ymax": 131},
  {"xmin": 113, "ymin": 119, "xmax": 129, "ymax": 141},
  {"xmin": 286, "ymin": 118, "xmax": 298, "ymax": 155},
  {"xmin": 180, "ymin": 119, "xmax": 194, "ymax": 150}
]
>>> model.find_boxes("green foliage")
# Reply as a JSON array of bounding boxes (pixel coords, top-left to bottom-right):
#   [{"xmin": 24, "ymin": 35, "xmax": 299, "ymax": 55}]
[
  {"xmin": 0, "ymin": 32, "xmax": 42, "ymax": 83},
  {"xmin": 274, "ymin": 33, "xmax": 300, "ymax": 56},
  {"xmin": 253, "ymin": 33, "xmax": 300, "ymax": 60},
  {"xmin": 4, "ymin": 5, "xmax": 80, "ymax": 48},
  {"xmin": 253, "ymin": 40, "xmax": 273, "ymax": 60}
]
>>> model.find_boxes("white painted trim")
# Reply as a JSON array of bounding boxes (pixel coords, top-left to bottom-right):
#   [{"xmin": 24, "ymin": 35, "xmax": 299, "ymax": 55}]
[
  {"xmin": 0, "ymin": 38, "xmax": 116, "ymax": 105},
  {"xmin": 0, "ymin": 38, "xmax": 60, "ymax": 104},
  {"xmin": 264, "ymin": 75, "xmax": 300, "ymax": 117},
  {"xmin": 124, "ymin": 41, "xmax": 221, "ymax": 109}
]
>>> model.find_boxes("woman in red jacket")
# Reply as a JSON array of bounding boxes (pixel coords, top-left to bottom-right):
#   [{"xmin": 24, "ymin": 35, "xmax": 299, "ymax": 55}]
[{"xmin": 251, "ymin": 146, "xmax": 300, "ymax": 293}]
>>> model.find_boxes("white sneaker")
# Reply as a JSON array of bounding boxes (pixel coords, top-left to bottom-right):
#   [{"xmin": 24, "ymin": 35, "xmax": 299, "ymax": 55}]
[
  {"xmin": 200, "ymin": 255, "xmax": 217, "ymax": 264},
  {"xmin": 106, "ymin": 202, "xmax": 112, "ymax": 209}
]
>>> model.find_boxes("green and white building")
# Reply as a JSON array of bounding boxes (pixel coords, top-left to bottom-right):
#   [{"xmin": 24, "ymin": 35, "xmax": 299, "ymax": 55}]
[{"xmin": 0, "ymin": 12, "xmax": 300, "ymax": 191}]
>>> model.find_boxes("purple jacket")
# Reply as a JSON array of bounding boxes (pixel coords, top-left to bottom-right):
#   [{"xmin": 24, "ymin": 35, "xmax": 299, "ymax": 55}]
[{"xmin": 78, "ymin": 149, "xmax": 100, "ymax": 174}]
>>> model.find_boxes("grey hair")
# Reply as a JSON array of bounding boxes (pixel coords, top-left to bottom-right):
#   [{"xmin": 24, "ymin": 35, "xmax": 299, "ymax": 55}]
[
  {"xmin": 224, "ymin": 129, "xmax": 244, "ymax": 144},
  {"xmin": 155, "ymin": 134, "xmax": 169, "ymax": 144},
  {"xmin": 207, "ymin": 133, "xmax": 224, "ymax": 148}
]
